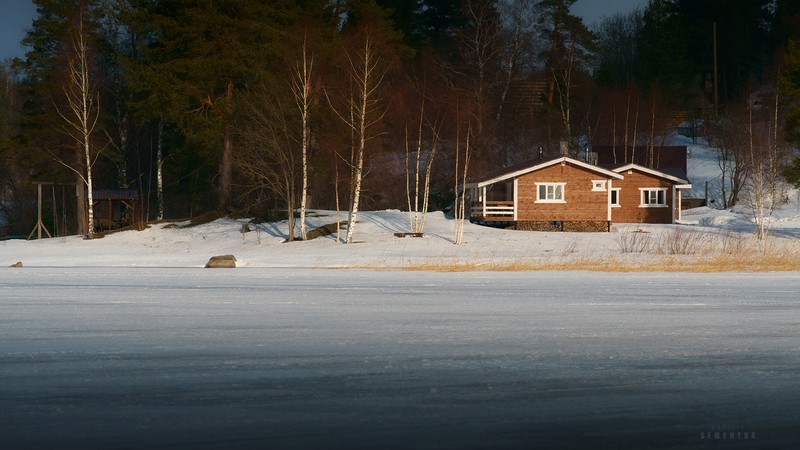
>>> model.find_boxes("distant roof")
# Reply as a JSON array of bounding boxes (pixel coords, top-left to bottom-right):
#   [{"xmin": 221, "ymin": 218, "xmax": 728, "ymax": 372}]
[
  {"xmin": 592, "ymin": 145, "xmax": 688, "ymax": 173},
  {"xmin": 88, "ymin": 189, "xmax": 138, "ymax": 200}
]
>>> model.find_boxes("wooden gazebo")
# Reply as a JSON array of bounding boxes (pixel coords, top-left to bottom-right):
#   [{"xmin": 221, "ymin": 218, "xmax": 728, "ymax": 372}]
[{"xmin": 87, "ymin": 188, "xmax": 139, "ymax": 232}]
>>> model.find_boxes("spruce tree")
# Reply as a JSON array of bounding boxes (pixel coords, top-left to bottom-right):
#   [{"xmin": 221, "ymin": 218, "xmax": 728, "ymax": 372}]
[{"xmin": 124, "ymin": 0, "xmax": 293, "ymax": 213}]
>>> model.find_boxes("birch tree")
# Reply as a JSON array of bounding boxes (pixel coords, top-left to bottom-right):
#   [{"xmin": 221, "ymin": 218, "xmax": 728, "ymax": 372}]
[
  {"xmin": 747, "ymin": 102, "xmax": 768, "ymax": 240},
  {"xmin": 454, "ymin": 122, "xmax": 472, "ymax": 246},
  {"xmin": 552, "ymin": 47, "xmax": 575, "ymax": 153},
  {"xmin": 55, "ymin": 13, "xmax": 102, "ymax": 239},
  {"xmin": 346, "ymin": 29, "xmax": 383, "ymax": 243},
  {"xmin": 327, "ymin": 20, "xmax": 395, "ymax": 244},
  {"xmin": 495, "ymin": 0, "xmax": 535, "ymax": 126},
  {"xmin": 290, "ymin": 37, "xmax": 314, "ymax": 241},
  {"xmin": 405, "ymin": 113, "xmax": 442, "ymax": 235},
  {"xmin": 452, "ymin": 0, "xmax": 501, "ymax": 167},
  {"xmin": 743, "ymin": 87, "xmax": 791, "ymax": 240},
  {"xmin": 404, "ymin": 64, "xmax": 443, "ymax": 235}
]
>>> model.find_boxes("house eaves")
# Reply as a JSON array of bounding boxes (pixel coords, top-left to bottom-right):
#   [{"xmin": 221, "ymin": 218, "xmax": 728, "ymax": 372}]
[{"xmin": 467, "ymin": 156, "xmax": 624, "ymax": 189}]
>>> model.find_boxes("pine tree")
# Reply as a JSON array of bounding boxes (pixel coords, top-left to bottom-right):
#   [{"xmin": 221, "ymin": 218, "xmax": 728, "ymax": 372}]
[
  {"xmin": 535, "ymin": 0, "xmax": 595, "ymax": 155},
  {"xmin": 779, "ymin": 40, "xmax": 800, "ymax": 187}
]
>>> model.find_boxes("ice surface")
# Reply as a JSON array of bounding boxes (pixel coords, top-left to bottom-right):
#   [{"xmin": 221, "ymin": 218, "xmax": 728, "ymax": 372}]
[{"xmin": 2, "ymin": 268, "xmax": 798, "ymax": 449}]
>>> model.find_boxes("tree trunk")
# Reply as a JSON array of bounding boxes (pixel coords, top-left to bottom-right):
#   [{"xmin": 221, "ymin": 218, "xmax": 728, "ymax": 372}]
[
  {"xmin": 419, "ymin": 136, "xmax": 438, "ymax": 233},
  {"xmin": 292, "ymin": 39, "xmax": 313, "ymax": 241},
  {"xmin": 219, "ymin": 121, "xmax": 233, "ymax": 211},
  {"xmin": 75, "ymin": 170, "xmax": 86, "ymax": 235},
  {"xmin": 219, "ymin": 79, "xmax": 234, "ymax": 212},
  {"xmin": 84, "ymin": 139, "xmax": 94, "ymax": 238},
  {"xmin": 299, "ymin": 107, "xmax": 309, "ymax": 241},
  {"xmin": 345, "ymin": 101, "xmax": 366, "ymax": 244},
  {"xmin": 157, "ymin": 117, "xmax": 165, "ymax": 221},
  {"xmin": 286, "ymin": 174, "xmax": 295, "ymax": 242},
  {"xmin": 455, "ymin": 127, "xmax": 471, "ymax": 246}
]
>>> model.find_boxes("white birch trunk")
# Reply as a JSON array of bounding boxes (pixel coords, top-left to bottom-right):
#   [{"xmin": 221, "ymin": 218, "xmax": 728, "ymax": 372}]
[
  {"xmin": 454, "ymin": 121, "xmax": 461, "ymax": 243},
  {"xmin": 157, "ymin": 117, "xmax": 164, "ymax": 221},
  {"xmin": 419, "ymin": 137, "xmax": 438, "ymax": 233},
  {"xmin": 454, "ymin": 123, "xmax": 471, "ymax": 246},
  {"xmin": 749, "ymin": 105, "xmax": 766, "ymax": 240},
  {"xmin": 631, "ymin": 97, "xmax": 639, "ymax": 162},
  {"xmin": 623, "ymin": 87, "xmax": 631, "ymax": 162},
  {"xmin": 292, "ymin": 39, "xmax": 313, "ymax": 241},
  {"xmin": 413, "ymin": 119, "xmax": 422, "ymax": 233},
  {"xmin": 335, "ymin": 159, "xmax": 341, "ymax": 243},
  {"xmin": 345, "ymin": 81, "xmax": 367, "ymax": 244},
  {"xmin": 406, "ymin": 127, "xmax": 413, "ymax": 231}
]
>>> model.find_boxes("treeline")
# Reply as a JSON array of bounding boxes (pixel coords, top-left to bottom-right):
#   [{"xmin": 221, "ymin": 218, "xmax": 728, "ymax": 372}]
[{"xmin": 2, "ymin": 0, "xmax": 800, "ymax": 240}]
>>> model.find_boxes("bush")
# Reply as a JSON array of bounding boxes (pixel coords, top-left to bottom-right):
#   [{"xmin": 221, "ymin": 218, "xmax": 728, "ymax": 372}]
[
  {"xmin": 614, "ymin": 229, "xmax": 652, "ymax": 253},
  {"xmin": 657, "ymin": 227, "xmax": 706, "ymax": 255}
]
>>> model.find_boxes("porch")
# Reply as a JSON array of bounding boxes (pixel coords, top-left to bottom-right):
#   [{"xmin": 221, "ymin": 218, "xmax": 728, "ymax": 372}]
[{"xmin": 468, "ymin": 182, "xmax": 517, "ymax": 222}]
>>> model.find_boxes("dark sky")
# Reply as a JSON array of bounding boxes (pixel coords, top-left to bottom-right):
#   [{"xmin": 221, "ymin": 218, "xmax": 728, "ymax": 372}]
[
  {"xmin": 1, "ymin": 0, "xmax": 36, "ymax": 62},
  {"xmin": 572, "ymin": 0, "xmax": 649, "ymax": 27},
  {"xmin": 1, "ymin": 0, "xmax": 649, "ymax": 62}
]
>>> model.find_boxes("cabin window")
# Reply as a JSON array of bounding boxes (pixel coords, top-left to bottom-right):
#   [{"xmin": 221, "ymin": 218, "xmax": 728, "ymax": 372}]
[
  {"xmin": 640, "ymin": 188, "xmax": 667, "ymax": 207},
  {"xmin": 535, "ymin": 183, "xmax": 566, "ymax": 203},
  {"xmin": 610, "ymin": 188, "xmax": 621, "ymax": 207},
  {"xmin": 591, "ymin": 180, "xmax": 607, "ymax": 191}
]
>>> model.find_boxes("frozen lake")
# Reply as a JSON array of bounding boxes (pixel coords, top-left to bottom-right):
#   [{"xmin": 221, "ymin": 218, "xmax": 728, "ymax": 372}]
[{"xmin": 1, "ymin": 268, "xmax": 799, "ymax": 449}]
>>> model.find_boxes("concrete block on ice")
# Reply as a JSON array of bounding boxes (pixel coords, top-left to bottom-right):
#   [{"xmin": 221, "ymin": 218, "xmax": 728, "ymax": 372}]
[{"xmin": 205, "ymin": 255, "xmax": 237, "ymax": 268}]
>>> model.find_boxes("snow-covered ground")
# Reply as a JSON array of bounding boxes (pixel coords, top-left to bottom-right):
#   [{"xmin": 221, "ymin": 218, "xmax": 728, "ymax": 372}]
[
  {"xmin": 2, "ymin": 268, "xmax": 799, "ymax": 449},
  {"xmin": 3, "ymin": 130, "xmax": 800, "ymax": 270},
  {"xmin": 3, "ymin": 204, "xmax": 800, "ymax": 270},
  {"xmin": 678, "ymin": 132, "xmax": 800, "ymax": 237}
]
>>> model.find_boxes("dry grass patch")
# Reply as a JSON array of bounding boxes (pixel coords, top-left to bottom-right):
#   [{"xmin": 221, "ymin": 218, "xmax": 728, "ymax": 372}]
[
  {"xmin": 356, "ymin": 251, "xmax": 800, "ymax": 272},
  {"xmin": 390, "ymin": 257, "xmax": 800, "ymax": 272},
  {"xmin": 348, "ymin": 227, "xmax": 800, "ymax": 272}
]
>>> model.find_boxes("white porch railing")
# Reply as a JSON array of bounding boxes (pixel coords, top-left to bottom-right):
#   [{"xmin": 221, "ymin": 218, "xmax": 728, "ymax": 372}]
[{"xmin": 471, "ymin": 201, "xmax": 515, "ymax": 218}]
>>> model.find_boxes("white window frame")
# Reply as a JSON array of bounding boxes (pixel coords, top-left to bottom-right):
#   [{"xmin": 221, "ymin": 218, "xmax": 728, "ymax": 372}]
[
  {"xmin": 639, "ymin": 188, "xmax": 668, "ymax": 207},
  {"xmin": 591, "ymin": 180, "xmax": 607, "ymax": 192},
  {"xmin": 535, "ymin": 182, "xmax": 566, "ymax": 203},
  {"xmin": 610, "ymin": 188, "xmax": 621, "ymax": 207}
]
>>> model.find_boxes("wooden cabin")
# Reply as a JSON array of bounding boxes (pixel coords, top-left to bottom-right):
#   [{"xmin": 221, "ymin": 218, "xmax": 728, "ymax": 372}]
[{"xmin": 466, "ymin": 156, "xmax": 691, "ymax": 231}]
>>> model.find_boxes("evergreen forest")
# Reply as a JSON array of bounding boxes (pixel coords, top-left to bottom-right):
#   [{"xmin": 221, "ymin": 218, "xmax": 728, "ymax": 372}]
[{"xmin": 3, "ymin": 0, "xmax": 800, "ymax": 240}]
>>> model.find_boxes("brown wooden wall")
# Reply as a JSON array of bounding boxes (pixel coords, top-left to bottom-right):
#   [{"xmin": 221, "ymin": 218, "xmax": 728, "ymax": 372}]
[
  {"xmin": 516, "ymin": 162, "xmax": 610, "ymax": 222},
  {"xmin": 611, "ymin": 169, "xmax": 674, "ymax": 223}
]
